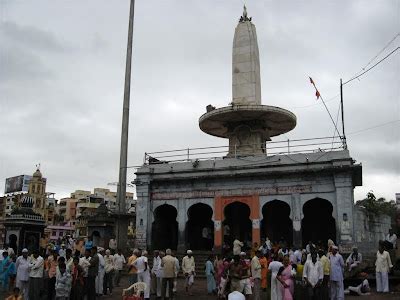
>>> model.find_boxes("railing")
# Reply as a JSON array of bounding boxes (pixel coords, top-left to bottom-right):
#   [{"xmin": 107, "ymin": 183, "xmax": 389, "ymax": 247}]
[{"xmin": 144, "ymin": 136, "xmax": 345, "ymax": 165}]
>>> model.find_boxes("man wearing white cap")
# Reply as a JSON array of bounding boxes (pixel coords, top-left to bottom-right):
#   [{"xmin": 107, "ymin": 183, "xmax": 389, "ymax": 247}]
[
  {"xmin": 16, "ymin": 249, "xmax": 30, "ymax": 300},
  {"xmin": 182, "ymin": 250, "xmax": 195, "ymax": 296},
  {"xmin": 228, "ymin": 291, "xmax": 245, "ymax": 300},
  {"xmin": 329, "ymin": 245, "xmax": 344, "ymax": 300}
]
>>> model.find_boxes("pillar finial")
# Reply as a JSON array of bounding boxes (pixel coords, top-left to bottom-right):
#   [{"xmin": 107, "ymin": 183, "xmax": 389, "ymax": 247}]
[{"xmin": 240, "ymin": 5, "xmax": 252, "ymax": 22}]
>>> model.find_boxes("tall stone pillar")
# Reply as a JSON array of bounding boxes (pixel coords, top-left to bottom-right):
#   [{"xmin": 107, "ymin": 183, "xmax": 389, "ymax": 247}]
[
  {"xmin": 291, "ymin": 194, "xmax": 302, "ymax": 247},
  {"xmin": 177, "ymin": 199, "xmax": 187, "ymax": 252},
  {"xmin": 135, "ymin": 179, "xmax": 150, "ymax": 250},
  {"xmin": 334, "ymin": 173, "xmax": 354, "ymax": 246}
]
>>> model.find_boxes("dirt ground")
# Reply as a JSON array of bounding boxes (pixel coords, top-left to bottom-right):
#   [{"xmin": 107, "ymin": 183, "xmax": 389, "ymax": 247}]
[{"xmin": 103, "ymin": 276, "xmax": 400, "ymax": 300}]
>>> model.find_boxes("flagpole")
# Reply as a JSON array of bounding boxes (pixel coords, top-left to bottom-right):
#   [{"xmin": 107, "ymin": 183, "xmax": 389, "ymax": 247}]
[{"xmin": 340, "ymin": 78, "xmax": 347, "ymax": 149}]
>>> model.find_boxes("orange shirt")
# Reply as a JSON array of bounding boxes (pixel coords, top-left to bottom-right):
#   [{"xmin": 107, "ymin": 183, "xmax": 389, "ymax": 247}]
[{"xmin": 127, "ymin": 255, "xmax": 137, "ymax": 274}]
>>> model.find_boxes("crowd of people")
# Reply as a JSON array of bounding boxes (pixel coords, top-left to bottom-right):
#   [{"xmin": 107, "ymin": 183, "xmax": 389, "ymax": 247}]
[{"xmin": 0, "ymin": 229, "xmax": 397, "ymax": 300}]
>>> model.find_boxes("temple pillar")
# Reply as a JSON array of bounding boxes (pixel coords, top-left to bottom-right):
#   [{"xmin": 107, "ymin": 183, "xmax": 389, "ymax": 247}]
[
  {"xmin": 177, "ymin": 199, "xmax": 187, "ymax": 252},
  {"xmin": 291, "ymin": 193, "xmax": 302, "ymax": 247}
]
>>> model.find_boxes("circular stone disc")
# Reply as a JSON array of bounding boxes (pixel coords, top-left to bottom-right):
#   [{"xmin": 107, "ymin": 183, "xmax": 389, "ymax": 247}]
[{"xmin": 199, "ymin": 105, "xmax": 296, "ymax": 138}]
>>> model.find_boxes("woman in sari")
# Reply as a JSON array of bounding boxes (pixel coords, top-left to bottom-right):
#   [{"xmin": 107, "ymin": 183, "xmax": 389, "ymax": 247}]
[
  {"xmin": 205, "ymin": 255, "xmax": 217, "ymax": 295},
  {"xmin": 214, "ymin": 255, "xmax": 224, "ymax": 286},
  {"xmin": 277, "ymin": 256, "xmax": 295, "ymax": 300},
  {"xmin": 0, "ymin": 252, "xmax": 16, "ymax": 292}
]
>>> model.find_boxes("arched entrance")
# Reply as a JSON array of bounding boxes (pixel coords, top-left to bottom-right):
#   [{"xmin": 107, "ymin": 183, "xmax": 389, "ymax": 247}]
[
  {"xmin": 302, "ymin": 198, "xmax": 336, "ymax": 248},
  {"xmin": 223, "ymin": 202, "xmax": 252, "ymax": 249},
  {"xmin": 8, "ymin": 234, "xmax": 17, "ymax": 253},
  {"xmin": 261, "ymin": 200, "xmax": 293, "ymax": 246},
  {"xmin": 92, "ymin": 231, "xmax": 101, "ymax": 247},
  {"xmin": 152, "ymin": 204, "xmax": 178, "ymax": 250},
  {"xmin": 186, "ymin": 203, "xmax": 214, "ymax": 250}
]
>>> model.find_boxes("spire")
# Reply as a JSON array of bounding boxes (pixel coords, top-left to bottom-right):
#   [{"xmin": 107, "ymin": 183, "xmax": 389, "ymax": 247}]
[{"xmin": 240, "ymin": 5, "xmax": 252, "ymax": 22}]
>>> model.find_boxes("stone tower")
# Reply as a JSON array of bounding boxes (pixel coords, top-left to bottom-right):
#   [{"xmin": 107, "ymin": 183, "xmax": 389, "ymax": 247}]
[{"xmin": 199, "ymin": 6, "xmax": 296, "ymax": 156}]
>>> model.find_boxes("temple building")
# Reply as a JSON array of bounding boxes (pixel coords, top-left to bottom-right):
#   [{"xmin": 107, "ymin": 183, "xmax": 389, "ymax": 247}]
[{"xmin": 135, "ymin": 8, "xmax": 363, "ymax": 253}]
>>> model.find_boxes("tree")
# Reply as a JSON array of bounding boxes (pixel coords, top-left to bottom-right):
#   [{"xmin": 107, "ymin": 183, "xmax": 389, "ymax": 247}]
[{"xmin": 356, "ymin": 191, "xmax": 397, "ymax": 223}]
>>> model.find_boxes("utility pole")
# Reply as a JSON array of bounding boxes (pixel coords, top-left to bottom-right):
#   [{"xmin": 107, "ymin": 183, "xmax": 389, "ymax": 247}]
[
  {"xmin": 340, "ymin": 79, "xmax": 347, "ymax": 149},
  {"xmin": 116, "ymin": 0, "xmax": 135, "ymax": 250}
]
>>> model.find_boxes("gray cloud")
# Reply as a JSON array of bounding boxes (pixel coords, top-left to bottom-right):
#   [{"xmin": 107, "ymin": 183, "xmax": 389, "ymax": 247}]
[{"xmin": 0, "ymin": 0, "xmax": 399, "ymax": 202}]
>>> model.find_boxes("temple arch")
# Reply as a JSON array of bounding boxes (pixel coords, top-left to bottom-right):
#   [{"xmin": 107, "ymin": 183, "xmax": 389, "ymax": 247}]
[
  {"xmin": 223, "ymin": 201, "xmax": 252, "ymax": 249},
  {"xmin": 261, "ymin": 200, "xmax": 293, "ymax": 246},
  {"xmin": 301, "ymin": 198, "xmax": 336, "ymax": 248},
  {"xmin": 152, "ymin": 204, "xmax": 178, "ymax": 250},
  {"xmin": 185, "ymin": 203, "xmax": 214, "ymax": 250}
]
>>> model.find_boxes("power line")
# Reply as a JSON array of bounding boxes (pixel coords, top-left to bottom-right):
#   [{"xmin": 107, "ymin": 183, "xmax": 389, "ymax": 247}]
[
  {"xmin": 343, "ymin": 46, "xmax": 400, "ymax": 85},
  {"xmin": 353, "ymin": 33, "xmax": 400, "ymax": 78},
  {"xmin": 347, "ymin": 119, "xmax": 400, "ymax": 136}
]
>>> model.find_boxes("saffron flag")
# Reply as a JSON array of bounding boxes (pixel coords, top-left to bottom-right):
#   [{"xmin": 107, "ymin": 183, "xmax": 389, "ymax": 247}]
[{"xmin": 309, "ymin": 76, "xmax": 320, "ymax": 100}]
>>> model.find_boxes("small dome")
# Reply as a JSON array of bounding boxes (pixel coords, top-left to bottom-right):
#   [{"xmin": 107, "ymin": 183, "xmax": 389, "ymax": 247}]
[{"xmin": 33, "ymin": 168, "xmax": 42, "ymax": 178}]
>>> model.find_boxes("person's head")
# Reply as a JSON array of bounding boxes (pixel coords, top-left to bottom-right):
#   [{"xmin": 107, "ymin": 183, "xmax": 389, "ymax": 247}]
[
  {"xmin": 2, "ymin": 251, "xmax": 8, "ymax": 259},
  {"xmin": 379, "ymin": 241, "xmax": 384, "ymax": 253},
  {"xmin": 283, "ymin": 255, "xmax": 290, "ymax": 266},
  {"xmin": 52, "ymin": 250, "xmax": 58, "ymax": 259},
  {"xmin": 166, "ymin": 249, "xmax": 172, "ymax": 256},
  {"xmin": 233, "ymin": 255, "xmax": 240, "ymax": 264},
  {"xmin": 332, "ymin": 245, "xmax": 338, "ymax": 255},
  {"xmin": 187, "ymin": 250, "xmax": 193, "ymax": 258},
  {"xmin": 228, "ymin": 291, "xmax": 246, "ymax": 300},
  {"xmin": 208, "ymin": 254, "xmax": 214, "ymax": 261},
  {"xmin": 389, "ymin": 229, "xmax": 393, "ymax": 235},
  {"xmin": 256, "ymin": 250, "xmax": 261, "ymax": 258},
  {"xmin": 240, "ymin": 252, "xmax": 246, "ymax": 259},
  {"xmin": 73, "ymin": 256, "xmax": 79, "ymax": 266},
  {"xmin": 142, "ymin": 250, "xmax": 148, "ymax": 257},
  {"xmin": 308, "ymin": 240, "xmax": 313, "ymax": 245},
  {"xmin": 91, "ymin": 246, "xmax": 97, "ymax": 255},
  {"xmin": 117, "ymin": 248, "xmax": 122, "ymax": 255},
  {"xmin": 311, "ymin": 252, "xmax": 317, "ymax": 263},
  {"xmin": 159, "ymin": 251, "xmax": 165, "ymax": 258},
  {"xmin": 22, "ymin": 248, "xmax": 28, "ymax": 258},
  {"xmin": 59, "ymin": 262, "xmax": 66, "ymax": 274},
  {"xmin": 84, "ymin": 249, "xmax": 91, "ymax": 258},
  {"xmin": 318, "ymin": 249, "xmax": 325, "ymax": 258},
  {"xmin": 66, "ymin": 248, "xmax": 72, "ymax": 259},
  {"xmin": 352, "ymin": 247, "xmax": 358, "ymax": 254},
  {"xmin": 153, "ymin": 250, "xmax": 159, "ymax": 257},
  {"xmin": 105, "ymin": 249, "xmax": 111, "ymax": 256},
  {"xmin": 32, "ymin": 249, "xmax": 39, "ymax": 259},
  {"xmin": 12, "ymin": 287, "xmax": 20, "ymax": 296}
]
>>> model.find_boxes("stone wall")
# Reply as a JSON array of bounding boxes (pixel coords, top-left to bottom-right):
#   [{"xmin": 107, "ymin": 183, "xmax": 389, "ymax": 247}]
[{"xmin": 354, "ymin": 206, "xmax": 391, "ymax": 255}]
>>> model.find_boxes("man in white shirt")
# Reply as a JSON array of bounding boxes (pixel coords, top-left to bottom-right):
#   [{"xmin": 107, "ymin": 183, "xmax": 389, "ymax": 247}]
[
  {"xmin": 303, "ymin": 252, "xmax": 323, "ymax": 299},
  {"xmin": 375, "ymin": 242, "xmax": 393, "ymax": 293},
  {"xmin": 293, "ymin": 247, "xmax": 302, "ymax": 264},
  {"xmin": 113, "ymin": 249, "xmax": 126, "ymax": 287},
  {"xmin": 133, "ymin": 250, "xmax": 151, "ymax": 299},
  {"xmin": 28, "ymin": 250, "xmax": 44, "ymax": 300},
  {"xmin": 58, "ymin": 244, "xmax": 66, "ymax": 258},
  {"xmin": 346, "ymin": 247, "xmax": 362, "ymax": 272},
  {"xmin": 384, "ymin": 229, "xmax": 397, "ymax": 249},
  {"xmin": 16, "ymin": 248, "xmax": 30, "ymax": 300},
  {"xmin": 182, "ymin": 250, "xmax": 195, "ymax": 295},
  {"xmin": 251, "ymin": 250, "xmax": 262, "ymax": 300},
  {"xmin": 151, "ymin": 250, "xmax": 162, "ymax": 297},
  {"xmin": 103, "ymin": 249, "xmax": 114, "ymax": 296},
  {"xmin": 329, "ymin": 246, "xmax": 344, "ymax": 300},
  {"xmin": 96, "ymin": 248, "xmax": 106, "ymax": 296}
]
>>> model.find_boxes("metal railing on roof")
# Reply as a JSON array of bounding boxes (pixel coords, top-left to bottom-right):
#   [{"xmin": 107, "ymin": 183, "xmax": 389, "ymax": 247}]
[{"xmin": 143, "ymin": 136, "xmax": 345, "ymax": 165}]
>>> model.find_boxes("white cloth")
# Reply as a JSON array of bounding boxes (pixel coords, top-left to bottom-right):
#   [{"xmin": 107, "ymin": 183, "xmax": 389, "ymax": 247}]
[
  {"xmin": 228, "ymin": 291, "xmax": 245, "ymax": 300},
  {"xmin": 137, "ymin": 269, "xmax": 151, "ymax": 298},
  {"xmin": 303, "ymin": 260, "xmax": 323, "ymax": 287},
  {"xmin": 16, "ymin": 256, "xmax": 30, "ymax": 282},
  {"xmin": 109, "ymin": 239, "xmax": 117, "ymax": 250},
  {"xmin": 233, "ymin": 240, "xmax": 244, "ymax": 255},
  {"xmin": 59, "ymin": 248, "xmax": 66, "ymax": 258},
  {"xmin": 376, "ymin": 271, "xmax": 389, "ymax": 292},
  {"xmin": 134, "ymin": 256, "xmax": 148, "ymax": 273},
  {"xmin": 346, "ymin": 252, "xmax": 362, "ymax": 265},
  {"xmin": 268, "ymin": 261, "xmax": 283, "ymax": 300},
  {"xmin": 385, "ymin": 233, "xmax": 397, "ymax": 245},
  {"xmin": 330, "ymin": 280, "xmax": 344, "ymax": 300},
  {"xmin": 79, "ymin": 256, "xmax": 91, "ymax": 277},
  {"xmin": 251, "ymin": 256, "xmax": 261, "ymax": 279},
  {"xmin": 152, "ymin": 256, "xmax": 162, "ymax": 277},
  {"xmin": 182, "ymin": 256, "xmax": 195, "ymax": 274},
  {"xmin": 113, "ymin": 254, "xmax": 126, "ymax": 270},
  {"xmin": 104, "ymin": 254, "xmax": 114, "ymax": 273},
  {"xmin": 375, "ymin": 250, "xmax": 392, "ymax": 273},
  {"xmin": 293, "ymin": 250, "xmax": 302, "ymax": 264},
  {"xmin": 329, "ymin": 253, "xmax": 344, "ymax": 281},
  {"xmin": 28, "ymin": 255, "xmax": 44, "ymax": 278},
  {"xmin": 96, "ymin": 253, "xmax": 105, "ymax": 294}
]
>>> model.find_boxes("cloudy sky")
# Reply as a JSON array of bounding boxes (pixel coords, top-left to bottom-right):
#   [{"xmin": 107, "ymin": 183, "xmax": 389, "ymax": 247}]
[{"xmin": 1, "ymin": 0, "xmax": 399, "ymax": 201}]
